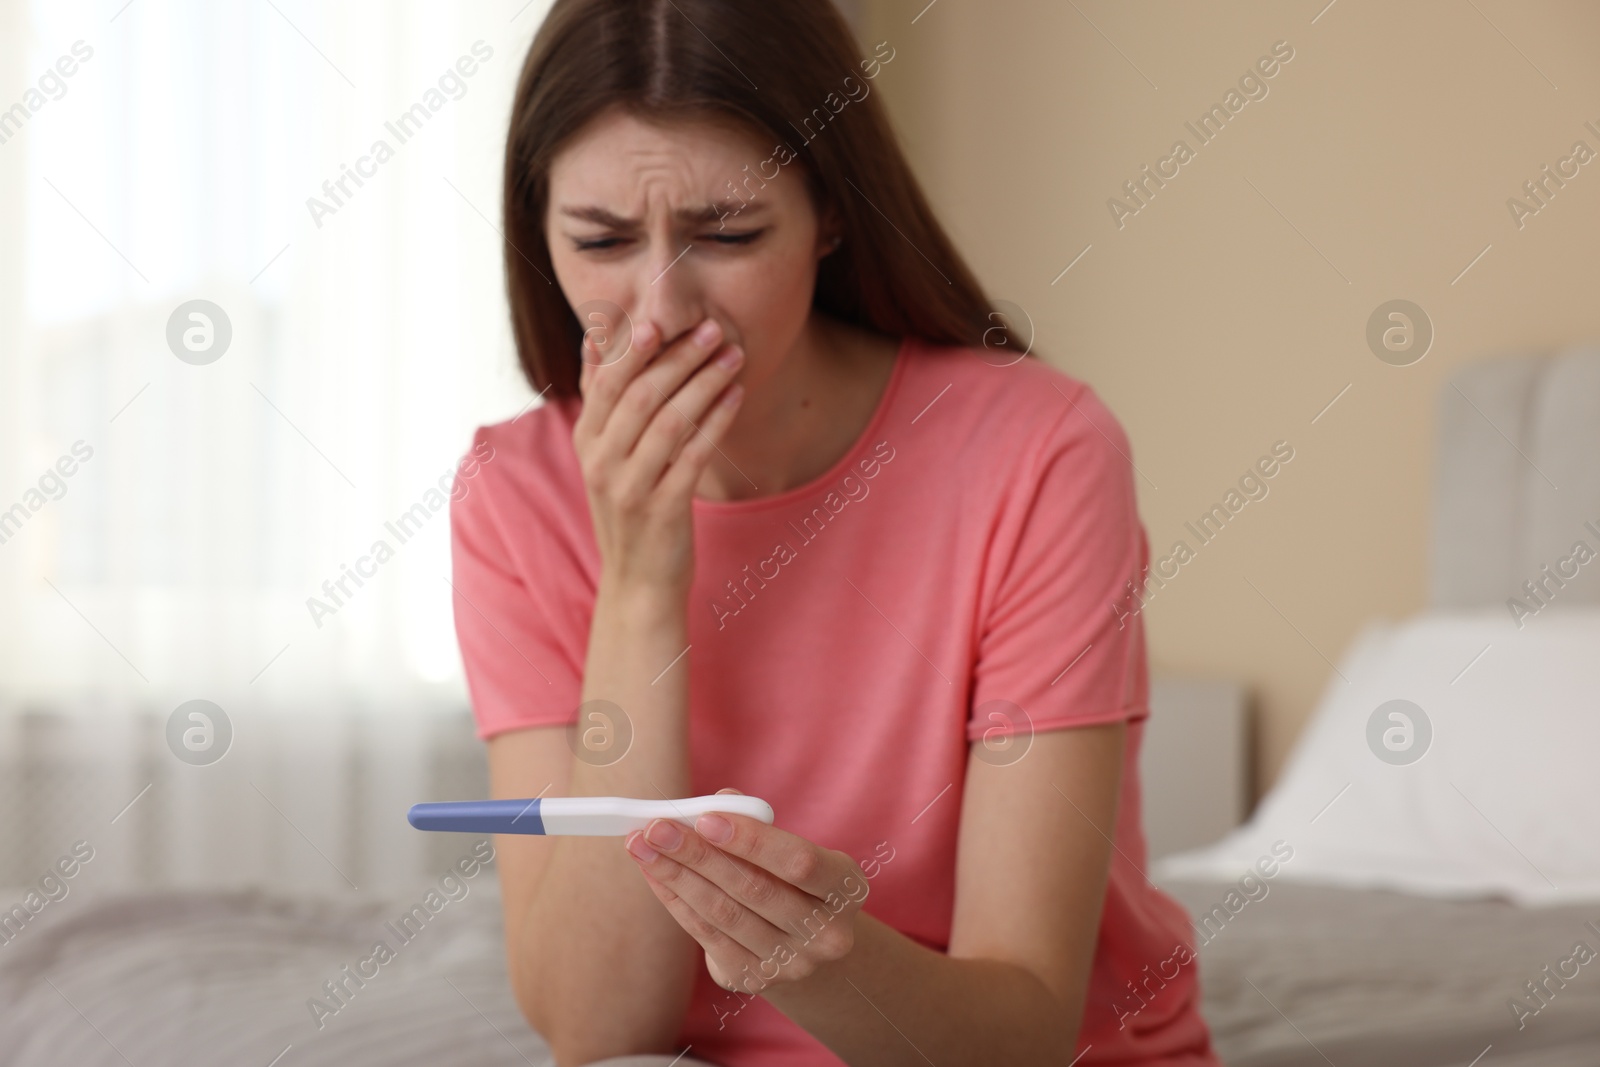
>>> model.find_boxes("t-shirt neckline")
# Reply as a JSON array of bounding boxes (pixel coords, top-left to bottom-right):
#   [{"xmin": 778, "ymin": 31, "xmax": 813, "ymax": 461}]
[{"xmin": 691, "ymin": 333, "xmax": 912, "ymax": 515}]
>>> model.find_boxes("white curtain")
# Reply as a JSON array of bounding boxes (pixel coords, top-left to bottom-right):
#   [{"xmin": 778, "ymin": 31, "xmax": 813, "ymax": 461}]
[
  {"xmin": 0, "ymin": 708, "xmax": 492, "ymax": 892},
  {"xmin": 0, "ymin": 0, "xmax": 546, "ymax": 719}
]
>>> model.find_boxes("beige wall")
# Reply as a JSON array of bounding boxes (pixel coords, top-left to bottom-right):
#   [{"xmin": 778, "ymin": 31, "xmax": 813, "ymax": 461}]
[{"xmin": 859, "ymin": 0, "xmax": 1600, "ymax": 797}]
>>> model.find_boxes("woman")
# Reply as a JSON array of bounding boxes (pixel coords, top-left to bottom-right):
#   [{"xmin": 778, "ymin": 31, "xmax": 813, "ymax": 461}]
[{"xmin": 449, "ymin": 1, "xmax": 1221, "ymax": 1065}]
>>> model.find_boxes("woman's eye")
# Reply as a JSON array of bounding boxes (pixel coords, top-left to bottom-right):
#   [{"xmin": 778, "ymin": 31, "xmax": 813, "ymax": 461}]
[
  {"xmin": 704, "ymin": 230, "xmax": 763, "ymax": 246},
  {"xmin": 571, "ymin": 229, "xmax": 764, "ymax": 253}
]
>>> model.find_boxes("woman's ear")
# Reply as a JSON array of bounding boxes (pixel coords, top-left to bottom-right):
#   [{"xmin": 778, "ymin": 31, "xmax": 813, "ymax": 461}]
[{"xmin": 815, "ymin": 204, "xmax": 844, "ymax": 259}]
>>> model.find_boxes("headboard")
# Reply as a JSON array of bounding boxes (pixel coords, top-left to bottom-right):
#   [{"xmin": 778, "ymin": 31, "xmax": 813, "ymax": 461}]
[{"xmin": 1432, "ymin": 343, "xmax": 1600, "ymax": 610}]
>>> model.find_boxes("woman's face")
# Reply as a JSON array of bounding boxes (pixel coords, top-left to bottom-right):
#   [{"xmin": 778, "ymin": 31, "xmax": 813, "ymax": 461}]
[{"xmin": 544, "ymin": 106, "xmax": 835, "ymax": 389}]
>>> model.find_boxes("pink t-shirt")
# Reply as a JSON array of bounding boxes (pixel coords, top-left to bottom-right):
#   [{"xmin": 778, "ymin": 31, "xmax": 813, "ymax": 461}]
[{"xmin": 450, "ymin": 334, "xmax": 1220, "ymax": 1066}]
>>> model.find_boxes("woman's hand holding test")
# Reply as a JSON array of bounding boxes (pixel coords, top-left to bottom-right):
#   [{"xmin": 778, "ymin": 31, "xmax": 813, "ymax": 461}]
[{"xmin": 625, "ymin": 788, "xmax": 870, "ymax": 996}]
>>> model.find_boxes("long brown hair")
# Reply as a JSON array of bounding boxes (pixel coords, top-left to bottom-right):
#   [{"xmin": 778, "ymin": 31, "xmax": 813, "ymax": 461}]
[{"xmin": 502, "ymin": 0, "xmax": 1026, "ymax": 400}]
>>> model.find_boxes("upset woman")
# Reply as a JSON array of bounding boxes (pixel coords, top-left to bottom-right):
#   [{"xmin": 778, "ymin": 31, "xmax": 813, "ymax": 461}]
[{"xmin": 448, "ymin": 2, "xmax": 1221, "ymax": 1065}]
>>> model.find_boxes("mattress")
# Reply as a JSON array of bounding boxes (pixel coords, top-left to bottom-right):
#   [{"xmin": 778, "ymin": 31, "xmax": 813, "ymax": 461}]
[
  {"xmin": 0, "ymin": 884, "xmax": 549, "ymax": 1067},
  {"xmin": 1159, "ymin": 878, "xmax": 1600, "ymax": 1067},
  {"xmin": 3, "ymin": 880, "xmax": 1599, "ymax": 1066}
]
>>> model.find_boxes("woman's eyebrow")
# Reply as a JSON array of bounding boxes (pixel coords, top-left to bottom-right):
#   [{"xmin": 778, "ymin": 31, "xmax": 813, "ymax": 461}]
[{"xmin": 558, "ymin": 201, "xmax": 769, "ymax": 227}]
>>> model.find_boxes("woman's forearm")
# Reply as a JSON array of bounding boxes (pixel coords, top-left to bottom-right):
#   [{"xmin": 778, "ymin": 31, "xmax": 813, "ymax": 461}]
[
  {"xmin": 515, "ymin": 578, "xmax": 701, "ymax": 1062},
  {"xmin": 762, "ymin": 912, "xmax": 1080, "ymax": 1067}
]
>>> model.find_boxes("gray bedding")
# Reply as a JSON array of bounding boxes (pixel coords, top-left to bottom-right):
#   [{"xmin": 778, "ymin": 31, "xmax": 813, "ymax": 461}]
[
  {"xmin": 1160, "ymin": 878, "xmax": 1600, "ymax": 1067},
  {"xmin": 0, "ymin": 886, "xmax": 548, "ymax": 1067},
  {"xmin": 3, "ymin": 879, "xmax": 1598, "ymax": 1066}
]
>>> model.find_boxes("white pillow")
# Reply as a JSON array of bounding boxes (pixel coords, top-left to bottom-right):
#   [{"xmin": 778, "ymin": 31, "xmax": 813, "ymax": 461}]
[{"xmin": 1156, "ymin": 608, "xmax": 1600, "ymax": 905}]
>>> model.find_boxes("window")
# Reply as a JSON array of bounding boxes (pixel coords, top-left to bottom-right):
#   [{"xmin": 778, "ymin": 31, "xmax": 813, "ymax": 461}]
[{"xmin": 0, "ymin": 0, "xmax": 538, "ymax": 713}]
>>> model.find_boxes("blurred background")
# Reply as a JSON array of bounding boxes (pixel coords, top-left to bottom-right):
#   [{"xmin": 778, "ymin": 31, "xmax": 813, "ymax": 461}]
[
  {"xmin": 7, "ymin": 0, "xmax": 1600, "ymax": 799},
  {"xmin": 4, "ymin": 2, "xmax": 1600, "ymax": 1064},
  {"xmin": 0, "ymin": 1, "xmax": 523, "ymax": 715},
  {"xmin": 856, "ymin": 0, "xmax": 1600, "ymax": 793}
]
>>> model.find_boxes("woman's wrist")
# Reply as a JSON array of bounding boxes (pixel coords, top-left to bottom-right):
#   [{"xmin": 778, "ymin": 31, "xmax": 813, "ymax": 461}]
[
  {"xmin": 595, "ymin": 570, "xmax": 690, "ymax": 629},
  {"xmin": 579, "ymin": 571, "xmax": 695, "ymax": 796}
]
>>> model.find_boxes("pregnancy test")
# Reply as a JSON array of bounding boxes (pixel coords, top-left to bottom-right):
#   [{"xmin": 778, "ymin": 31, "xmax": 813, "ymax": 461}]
[{"xmin": 407, "ymin": 794, "xmax": 774, "ymax": 837}]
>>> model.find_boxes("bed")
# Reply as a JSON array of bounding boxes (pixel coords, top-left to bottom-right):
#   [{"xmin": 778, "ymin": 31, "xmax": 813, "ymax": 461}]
[
  {"xmin": 6, "ymin": 869, "xmax": 1598, "ymax": 1067},
  {"xmin": 1156, "ymin": 343, "xmax": 1600, "ymax": 1065},
  {"xmin": 1160, "ymin": 877, "xmax": 1600, "ymax": 1067},
  {"xmin": 3, "ymin": 346, "xmax": 1599, "ymax": 1066},
  {"xmin": 4, "ymin": 871, "xmax": 1599, "ymax": 1067}
]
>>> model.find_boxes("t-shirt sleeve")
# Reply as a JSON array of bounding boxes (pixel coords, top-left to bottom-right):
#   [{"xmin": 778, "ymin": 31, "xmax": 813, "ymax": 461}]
[
  {"xmin": 449, "ymin": 425, "xmax": 587, "ymax": 741},
  {"xmin": 967, "ymin": 384, "xmax": 1150, "ymax": 741}
]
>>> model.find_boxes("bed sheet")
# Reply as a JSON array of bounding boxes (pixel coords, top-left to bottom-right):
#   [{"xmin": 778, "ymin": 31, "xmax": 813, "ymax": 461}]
[
  {"xmin": 0, "ymin": 885, "xmax": 547, "ymax": 1067},
  {"xmin": 5, "ymin": 879, "xmax": 1600, "ymax": 1067},
  {"xmin": 1160, "ymin": 878, "xmax": 1600, "ymax": 1067}
]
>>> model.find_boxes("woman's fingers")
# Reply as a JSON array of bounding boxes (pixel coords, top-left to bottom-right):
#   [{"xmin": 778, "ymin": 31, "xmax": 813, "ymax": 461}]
[
  {"xmin": 568, "ymin": 311, "xmax": 745, "ymax": 591},
  {"xmin": 582, "ymin": 318, "xmax": 720, "ymax": 459},
  {"xmin": 654, "ymin": 377, "xmax": 744, "ymax": 501},
  {"xmin": 638, "ymin": 858, "xmax": 794, "ymax": 968},
  {"xmin": 659, "ymin": 354, "xmax": 744, "ymax": 470},
  {"xmin": 626, "ymin": 344, "xmax": 744, "ymax": 494},
  {"xmin": 573, "ymin": 320, "xmax": 661, "ymax": 447},
  {"xmin": 627, "ymin": 817, "xmax": 863, "ymax": 983}
]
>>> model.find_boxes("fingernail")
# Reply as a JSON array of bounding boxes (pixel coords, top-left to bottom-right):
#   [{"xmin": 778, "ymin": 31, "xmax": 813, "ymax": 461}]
[
  {"xmin": 645, "ymin": 819, "xmax": 683, "ymax": 850},
  {"xmin": 697, "ymin": 813, "xmax": 732, "ymax": 843},
  {"xmin": 694, "ymin": 319, "xmax": 722, "ymax": 346},
  {"xmin": 626, "ymin": 831, "xmax": 658, "ymax": 862},
  {"xmin": 715, "ymin": 345, "xmax": 744, "ymax": 370}
]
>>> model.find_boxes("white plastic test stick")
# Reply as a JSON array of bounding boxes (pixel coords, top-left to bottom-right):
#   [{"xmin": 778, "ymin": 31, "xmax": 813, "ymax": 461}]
[{"xmin": 407, "ymin": 794, "xmax": 774, "ymax": 836}]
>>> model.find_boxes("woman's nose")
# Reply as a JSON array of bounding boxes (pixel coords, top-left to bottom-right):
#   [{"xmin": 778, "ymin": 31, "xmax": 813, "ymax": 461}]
[{"xmin": 633, "ymin": 254, "xmax": 705, "ymax": 354}]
